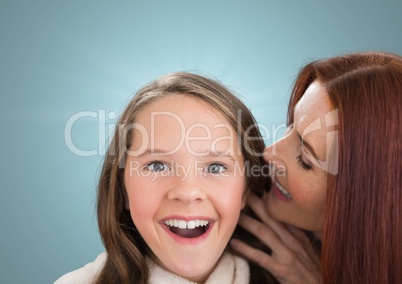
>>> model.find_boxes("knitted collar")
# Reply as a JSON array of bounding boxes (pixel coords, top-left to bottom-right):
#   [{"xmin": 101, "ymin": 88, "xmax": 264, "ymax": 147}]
[{"xmin": 146, "ymin": 252, "xmax": 249, "ymax": 284}]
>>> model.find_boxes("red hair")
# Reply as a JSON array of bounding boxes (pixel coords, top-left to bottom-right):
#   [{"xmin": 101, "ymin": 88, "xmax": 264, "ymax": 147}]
[{"xmin": 288, "ymin": 52, "xmax": 402, "ymax": 283}]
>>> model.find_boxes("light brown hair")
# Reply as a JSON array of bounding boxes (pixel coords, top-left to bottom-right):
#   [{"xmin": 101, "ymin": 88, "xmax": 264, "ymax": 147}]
[
  {"xmin": 288, "ymin": 52, "xmax": 402, "ymax": 283},
  {"xmin": 95, "ymin": 72, "xmax": 268, "ymax": 283}
]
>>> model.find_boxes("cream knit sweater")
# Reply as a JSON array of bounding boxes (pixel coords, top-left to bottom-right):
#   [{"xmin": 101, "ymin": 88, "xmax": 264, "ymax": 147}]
[{"xmin": 55, "ymin": 251, "xmax": 249, "ymax": 284}]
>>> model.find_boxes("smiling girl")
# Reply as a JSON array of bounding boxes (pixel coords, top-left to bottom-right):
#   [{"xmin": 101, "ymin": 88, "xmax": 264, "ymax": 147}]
[{"xmin": 55, "ymin": 72, "xmax": 271, "ymax": 283}]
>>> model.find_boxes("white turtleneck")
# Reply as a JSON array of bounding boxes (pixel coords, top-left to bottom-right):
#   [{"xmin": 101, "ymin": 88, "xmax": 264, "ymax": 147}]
[
  {"xmin": 54, "ymin": 251, "xmax": 249, "ymax": 284},
  {"xmin": 147, "ymin": 252, "xmax": 249, "ymax": 284}
]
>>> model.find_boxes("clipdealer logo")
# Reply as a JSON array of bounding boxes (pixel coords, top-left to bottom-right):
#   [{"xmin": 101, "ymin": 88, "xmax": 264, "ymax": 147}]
[{"xmin": 63, "ymin": 109, "xmax": 287, "ymax": 158}]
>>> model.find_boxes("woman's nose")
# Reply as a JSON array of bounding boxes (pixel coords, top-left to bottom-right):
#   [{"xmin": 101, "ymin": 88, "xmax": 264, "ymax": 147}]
[
  {"xmin": 263, "ymin": 138, "xmax": 288, "ymax": 177},
  {"xmin": 264, "ymin": 124, "xmax": 293, "ymax": 162},
  {"xmin": 264, "ymin": 137, "xmax": 284, "ymax": 163}
]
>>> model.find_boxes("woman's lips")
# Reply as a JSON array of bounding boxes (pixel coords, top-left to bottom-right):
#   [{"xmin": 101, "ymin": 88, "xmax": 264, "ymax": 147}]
[{"xmin": 271, "ymin": 176, "xmax": 292, "ymax": 201}]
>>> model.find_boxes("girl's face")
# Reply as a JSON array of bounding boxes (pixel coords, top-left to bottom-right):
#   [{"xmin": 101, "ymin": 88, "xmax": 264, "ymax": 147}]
[
  {"xmin": 263, "ymin": 81, "xmax": 337, "ymax": 240},
  {"xmin": 124, "ymin": 95, "xmax": 247, "ymax": 282}
]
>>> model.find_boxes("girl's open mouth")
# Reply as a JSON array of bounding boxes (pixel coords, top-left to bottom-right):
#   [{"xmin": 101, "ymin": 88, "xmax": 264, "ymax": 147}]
[{"xmin": 163, "ymin": 219, "xmax": 211, "ymax": 238}]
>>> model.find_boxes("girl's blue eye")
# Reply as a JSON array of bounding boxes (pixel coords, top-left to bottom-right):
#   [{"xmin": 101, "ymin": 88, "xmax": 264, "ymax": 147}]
[
  {"xmin": 205, "ymin": 163, "xmax": 228, "ymax": 174},
  {"xmin": 146, "ymin": 161, "xmax": 169, "ymax": 172}
]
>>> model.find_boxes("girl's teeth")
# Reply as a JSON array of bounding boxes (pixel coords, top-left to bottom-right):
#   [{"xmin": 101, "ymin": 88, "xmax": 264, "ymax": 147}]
[
  {"xmin": 178, "ymin": 220, "xmax": 186, "ymax": 229},
  {"xmin": 164, "ymin": 219, "xmax": 210, "ymax": 229},
  {"xmin": 187, "ymin": 221, "xmax": 195, "ymax": 229}
]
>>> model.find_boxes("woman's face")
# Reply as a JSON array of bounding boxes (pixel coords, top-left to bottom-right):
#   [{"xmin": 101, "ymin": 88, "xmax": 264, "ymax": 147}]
[{"xmin": 263, "ymin": 81, "xmax": 337, "ymax": 239}]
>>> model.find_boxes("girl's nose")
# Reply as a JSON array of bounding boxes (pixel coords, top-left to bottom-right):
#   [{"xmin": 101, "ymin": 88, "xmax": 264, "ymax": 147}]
[{"xmin": 167, "ymin": 173, "xmax": 206, "ymax": 204}]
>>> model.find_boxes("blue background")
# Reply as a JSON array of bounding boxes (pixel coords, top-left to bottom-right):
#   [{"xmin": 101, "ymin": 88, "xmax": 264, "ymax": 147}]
[{"xmin": 1, "ymin": 1, "xmax": 401, "ymax": 283}]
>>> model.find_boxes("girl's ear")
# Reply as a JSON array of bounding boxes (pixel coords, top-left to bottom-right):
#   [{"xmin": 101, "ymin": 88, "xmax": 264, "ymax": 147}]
[{"xmin": 241, "ymin": 188, "xmax": 250, "ymax": 210}]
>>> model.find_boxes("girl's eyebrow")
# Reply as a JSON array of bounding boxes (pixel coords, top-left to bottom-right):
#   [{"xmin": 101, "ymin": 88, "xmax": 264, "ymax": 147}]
[
  {"xmin": 296, "ymin": 132, "xmax": 319, "ymax": 161},
  {"xmin": 134, "ymin": 149, "xmax": 238, "ymax": 161},
  {"xmin": 206, "ymin": 152, "xmax": 237, "ymax": 162},
  {"xmin": 134, "ymin": 149, "xmax": 172, "ymax": 158}
]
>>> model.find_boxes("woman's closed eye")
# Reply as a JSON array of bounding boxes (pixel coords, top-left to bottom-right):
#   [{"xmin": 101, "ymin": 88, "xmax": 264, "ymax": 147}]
[
  {"xmin": 145, "ymin": 161, "xmax": 170, "ymax": 172},
  {"xmin": 204, "ymin": 163, "xmax": 229, "ymax": 174},
  {"xmin": 296, "ymin": 155, "xmax": 312, "ymax": 170}
]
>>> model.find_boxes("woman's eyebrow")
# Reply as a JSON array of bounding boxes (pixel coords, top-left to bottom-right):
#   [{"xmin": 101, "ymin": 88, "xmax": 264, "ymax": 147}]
[{"xmin": 297, "ymin": 132, "xmax": 319, "ymax": 161}]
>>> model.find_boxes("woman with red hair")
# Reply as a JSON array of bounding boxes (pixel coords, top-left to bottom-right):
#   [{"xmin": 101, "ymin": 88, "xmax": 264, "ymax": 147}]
[{"xmin": 231, "ymin": 52, "xmax": 402, "ymax": 283}]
